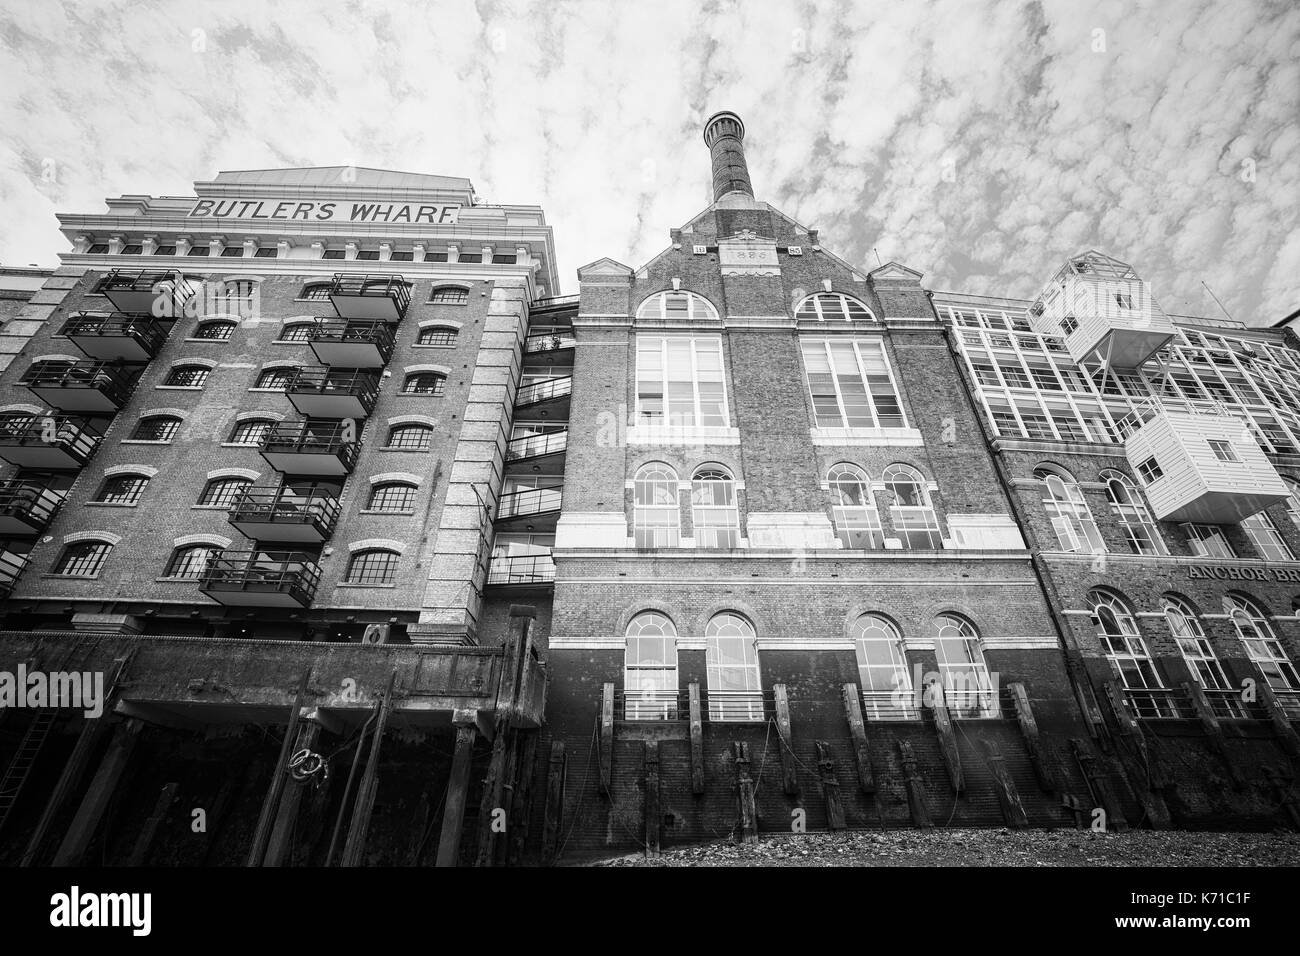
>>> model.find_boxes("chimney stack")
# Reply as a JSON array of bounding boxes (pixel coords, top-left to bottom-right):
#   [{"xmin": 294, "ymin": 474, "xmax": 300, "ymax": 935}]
[{"xmin": 703, "ymin": 111, "xmax": 753, "ymax": 201}]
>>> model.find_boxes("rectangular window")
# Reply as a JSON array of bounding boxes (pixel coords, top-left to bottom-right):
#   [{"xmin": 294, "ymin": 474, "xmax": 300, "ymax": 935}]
[
  {"xmin": 492, "ymin": 254, "xmax": 517, "ymax": 264},
  {"xmin": 426, "ymin": 252, "xmax": 449, "ymax": 262},
  {"xmin": 1060, "ymin": 314, "xmax": 1079, "ymax": 335},
  {"xmin": 1115, "ymin": 293, "xmax": 1134, "ymax": 309},
  {"xmin": 187, "ymin": 245, "xmax": 209, "ymax": 256},
  {"xmin": 458, "ymin": 253, "xmax": 483, "ymax": 263},
  {"xmin": 1242, "ymin": 512, "xmax": 1295, "ymax": 561},
  {"xmin": 356, "ymin": 250, "xmax": 380, "ymax": 260},
  {"xmin": 1137, "ymin": 457, "xmax": 1163, "ymax": 483},
  {"xmin": 322, "ymin": 249, "xmax": 345, "ymax": 260},
  {"xmin": 253, "ymin": 247, "xmax": 277, "ymax": 258},
  {"xmin": 997, "ymin": 360, "xmax": 1031, "ymax": 388},
  {"xmin": 221, "ymin": 246, "xmax": 244, "ymax": 257},
  {"xmin": 799, "ymin": 339, "xmax": 904, "ymax": 429},
  {"xmin": 636, "ymin": 335, "xmax": 728, "ymax": 428},
  {"xmin": 390, "ymin": 251, "xmax": 414, "ymax": 261},
  {"xmin": 1208, "ymin": 439, "xmax": 1239, "ymax": 462},
  {"xmin": 1184, "ymin": 523, "xmax": 1234, "ymax": 558}
]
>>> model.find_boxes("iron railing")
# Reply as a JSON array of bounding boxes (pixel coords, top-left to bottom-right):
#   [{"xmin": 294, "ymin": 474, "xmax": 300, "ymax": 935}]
[
  {"xmin": 19, "ymin": 361, "xmax": 136, "ymax": 406},
  {"xmin": 260, "ymin": 421, "xmax": 361, "ymax": 469},
  {"xmin": 613, "ymin": 688, "xmax": 771, "ymax": 723},
  {"xmin": 497, "ymin": 487, "xmax": 562, "ymax": 519},
  {"xmin": 0, "ymin": 482, "xmax": 62, "ymax": 527},
  {"xmin": 198, "ymin": 550, "xmax": 321, "ymax": 603},
  {"xmin": 0, "ymin": 415, "xmax": 102, "ymax": 462},
  {"xmin": 515, "ymin": 376, "xmax": 572, "ymax": 406},
  {"xmin": 0, "ymin": 548, "xmax": 29, "ymax": 597},
  {"xmin": 328, "ymin": 274, "xmax": 411, "ymax": 317},
  {"xmin": 506, "ymin": 430, "xmax": 568, "ymax": 461},
  {"xmin": 524, "ymin": 332, "xmax": 576, "ymax": 353},
  {"xmin": 530, "ymin": 294, "xmax": 579, "ymax": 310},
  {"xmin": 1124, "ymin": 686, "xmax": 1195, "ymax": 719},
  {"xmin": 59, "ymin": 313, "xmax": 170, "ymax": 355},
  {"xmin": 228, "ymin": 486, "xmax": 341, "ymax": 535},
  {"xmin": 486, "ymin": 553, "xmax": 556, "ymax": 585},
  {"xmin": 285, "ymin": 366, "xmax": 380, "ymax": 406},
  {"xmin": 96, "ymin": 269, "xmax": 196, "ymax": 316},
  {"xmin": 861, "ymin": 690, "xmax": 923, "ymax": 721},
  {"xmin": 307, "ymin": 319, "xmax": 396, "ymax": 361}
]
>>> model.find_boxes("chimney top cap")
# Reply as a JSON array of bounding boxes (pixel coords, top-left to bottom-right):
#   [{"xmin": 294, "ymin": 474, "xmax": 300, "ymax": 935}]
[{"xmin": 703, "ymin": 111, "xmax": 746, "ymax": 146}]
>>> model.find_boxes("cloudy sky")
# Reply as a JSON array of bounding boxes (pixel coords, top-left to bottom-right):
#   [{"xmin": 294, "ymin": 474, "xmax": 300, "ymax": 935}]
[{"xmin": 1, "ymin": 0, "xmax": 1297, "ymax": 323}]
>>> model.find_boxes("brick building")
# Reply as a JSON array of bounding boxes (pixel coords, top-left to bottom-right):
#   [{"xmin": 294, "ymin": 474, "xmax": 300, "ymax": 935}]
[{"xmin": 0, "ymin": 117, "xmax": 1297, "ymax": 867}]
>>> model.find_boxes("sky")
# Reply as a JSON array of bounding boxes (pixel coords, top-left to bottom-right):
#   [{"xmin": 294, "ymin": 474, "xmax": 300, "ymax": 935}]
[{"xmin": 0, "ymin": 0, "xmax": 1297, "ymax": 324}]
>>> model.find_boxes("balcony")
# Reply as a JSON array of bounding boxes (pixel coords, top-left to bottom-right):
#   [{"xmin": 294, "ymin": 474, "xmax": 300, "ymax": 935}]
[
  {"xmin": 228, "ymin": 486, "xmax": 340, "ymax": 544},
  {"xmin": 496, "ymin": 488, "xmax": 562, "ymax": 533},
  {"xmin": 1121, "ymin": 403, "xmax": 1290, "ymax": 523},
  {"xmin": 0, "ymin": 482, "xmax": 62, "ymax": 536},
  {"xmin": 307, "ymin": 319, "xmax": 395, "ymax": 368},
  {"xmin": 97, "ymin": 269, "xmax": 195, "ymax": 317},
  {"xmin": 0, "ymin": 415, "xmax": 101, "ymax": 469},
  {"xmin": 505, "ymin": 430, "xmax": 568, "ymax": 468},
  {"xmin": 19, "ymin": 361, "xmax": 135, "ymax": 413},
  {"xmin": 285, "ymin": 367, "xmax": 379, "ymax": 420},
  {"xmin": 59, "ymin": 313, "xmax": 169, "ymax": 362},
  {"xmin": 514, "ymin": 376, "xmax": 572, "ymax": 422},
  {"xmin": 530, "ymin": 294, "xmax": 579, "ymax": 313},
  {"xmin": 612, "ymin": 689, "xmax": 770, "ymax": 723},
  {"xmin": 1123, "ymin": 687, "xmax": 1195, "ymax": 720},
  {"xmin": 0, "ymin": 546, "xmax": 30, "ymax": 599},
  {"xmin": 328, "ymin": 274, "xmax": 410, "ymax": 322},
  {"xmin": 487, "ymin": 553, "xmax": 556, "ymax": 587},
  {"xmin": 523, "ymin": 331, "xmax": 576, "ymax": 355},
  {"xmin": 199, "ymin": 550, "xmax": 321, "ymax": 608},
  {"xmin": 260, "ymin": 421, "xmax": 359, "ymax": 476}
]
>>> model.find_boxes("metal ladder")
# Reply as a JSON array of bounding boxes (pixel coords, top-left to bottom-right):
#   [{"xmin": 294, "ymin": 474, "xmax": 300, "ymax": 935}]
[{"xmin": 0, "ymin": 636, "xmax": 102, "ymax": 835}]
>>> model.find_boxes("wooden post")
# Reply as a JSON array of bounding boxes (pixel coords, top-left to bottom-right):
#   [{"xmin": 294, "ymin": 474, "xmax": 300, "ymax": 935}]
[
  {"xmin": 264, "ymin": 720, "xmax": 321, "ymax": 867},
  {"xmin": 773, "ymin": 683, "xmax": 799, "ymax": 796},
  {"xmin": 1071, "ymin": 738, "xmax": 1128, "ymax": 831},
  {"xmin": 815, "ymin": 741, "xmax": 846, "ymax": 830},
  {"xmin": 733, "ymin": 742, "xmax": 758, "ymax": 843},
  {"xmin": 507, "ymin": 732, "xmax": 539, "ymax": 866},
  {"xmin": 981, "ymin": 739, "xmax": 1029, "ymax": 828},
  {"xmin": 541, "ymin": 741, "xmax": 566, "ymax": 865},
  {"xmin": 1009, "ymin": 682, "xmax": 1056, "ymax": 792},
  {"xmin": 599, "ymin": 682, "xmax": 615, "ymax": 796},
  {"xmin": 435, "ymin": 720, "xmax": 479, "ymax": 867},
  {"xmin": 841, "ymin": 684, "xmax": 875, "ymax": 794},
  {"xmin": 126, "ymin": 782, "xmax": 178, "ymax": 867},
  {"xmin": 1101, "ymin": 680, "xmax": 1139, "ymax": 736},
  {"xmin": 929, "ymin": 691, "xmax": 964, "ymax": 793},
  {"xmin": 52, "ymin": 717, "xmax": 144, "ymax": 866},
  {"xmin": 897, "ymin": 740, "xmax": 932, "ymax": 828},
  {"xmin": 246, "ymin": 669, "xmax": 311, "ymax": 867},
  {"xmin": 1183, "ymin": 680, "xmax": 1243, "ymax": 788},
  {"xmin": 474, "ymin": 729, "xmax": 510, "ymax": 867},
  {"xmin": 688, "ymin": 682, "xmax": 705, "ymax": 795},
  {"xmin": 644, "ymin": 741, "xmax": 661, "ymax": 857},
  {"xmin": 339, "ymin": 670, "xmax": 396, "ymax": 867}
]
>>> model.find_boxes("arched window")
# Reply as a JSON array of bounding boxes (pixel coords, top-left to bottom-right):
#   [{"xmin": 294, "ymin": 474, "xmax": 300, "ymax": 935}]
[
  {"xmin": 624, "ymin": 612, "xmax": 678, "ymax": 719},
  {"xmin": 851, "ymin": 614, "xmax": 915, "ymax": 719},
  {"xmin": 345, "ymin": 549, "xmax": 400, "ymax": 585},
  {"xmin": 633, "ymin": 463, "xmax": 679, "ymax": 548},
  {"xmin": 691, "ymin": 466, "xmax": 740, "ymax": 548},
  {"xmin": 794, "ymin": 292, "xmax": 874, "ymax": 322},
  {"xmin": 255, "ymin": 367, "xmax": 294, "ymax": 390},
  {"xmin": 193, "ymin": 320, "xmax": 236, "ymax": 341},
  {"xmin": 94, "ymin": 473, "xmax": 148, "ymax": 505},
  {"xmin": 367, "ymin": 482, "xmax": 418, "ymax": 512},
  {"xmin": 828, "ymin": 463, "xmax": 883, "ymax": 549},
  {"xmin": 1089, "ymin": 590, "xmax": 1171, "ymax": 717},
  {"xmin": 430, "ymin": 286, "xmax": 469, "ymax": 305},
  {"xmin": 1224, "ymin": 595, "xmax": 1300, "ymax": 693},
  {"xmin": 401, "ymin": 372, "xmax": 446, "ymax": 395},
  {"xmin": 277, "ymin": 322, "xmax": 315, "ymax": 343},
  {"xmin": 53, "ymin": 540, "xmax": 113, "ymax": 576},
  {"xmin": 164, "ymin": 544, "xmax": 217, "ymax": 579},
  {"xmin": 635, "ymin": 290, "xmax": 718, "ymax": 322},
  {"xmin": 228, "ymin": 418, "xmax": 275, "ymax": 445},
  {"xmin": 705, "ymin": 613, "xmax": 762, "ymax": 721},
  {"xmin": 1102, "ymin": 470, "xmax": 1165, "ymax": 555},
  {"xmin": 299, "ymin": 282, "xmax": 332, "ymax": 301},
  {"xmin": 1241, "ymin": 511, "xmax": 1295, "ymax": 561},
  {"xmin": 1035, "ymin": 466, "xmax": 1104, "ymax": 553},
  {"xmin": 883, "ymin": 463, "xmax": 942, "ymax": 549},
  {"xmin": 164, "ymin": 364, "xmax": 210, "ymax": 388},
  {"xmin": 386, "ymin": 423, "xmax": 433, "ymax": 450},
  {"xmin": 417, "ymin": 326, "xmax": 457, "ymax": 347},
  {"xmin": 130, "ymin": 415, "xmax": 181, "ymax": 442},
  {"xmin": 931, "ymin": 615, "xmax": 997, "ymax": 717},
  {"xmin": 1163, "ymin": 597, "xmax": 1240, "ymax": 715},
  {"xmin": 199, "ymin": 477, "xmax": 252, "ymax": 508}
]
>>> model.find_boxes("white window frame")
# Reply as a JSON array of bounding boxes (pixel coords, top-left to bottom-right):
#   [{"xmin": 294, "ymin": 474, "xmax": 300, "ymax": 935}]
[
  {"xmin": 633, "ymin": 463, "xmax": 680, "ymax": 548},
  {"xmin": 691, "ymin": 466, "xmax": 740, "ymax": 549},
  {"xmin": 634, "ymin": 335, "xmax": 729, "ymax": 428},
  {"xmin": 1089, "ymin": 591, "xmax": 1173, "ymax": 717},
  {"xmin": 1225, "ymin": 596, "xmax": 1300, "ymax": 692},
  {"xmin": 793, "ymin": 292, "xmax": 875, "ymax": 322},
  {"xmin": 931, "ymin": 615, "xmax": 998, "ymax": 718},
  {"xmin": 1184, "ymin": 522, "xmax": 1234, "ymax": 558},
  {"xmin": 635, "ymin": 290, "xmax": 718, "ymax": 323},
  {"xmin": 624, "ymin": 612, "xmax": 680, "ymax": 719},
  {"xmin": 1102, "ymin": 470, "xmax": 1166, "ymax": 555},
  {"xmin": 828, "ymin": 463, "xmax": 883, "ymax": 549},
  {"xmin": 800, "ymin": 338, "xmax": 907, "ymax": 430},
  {"xmin": 1241, "ymin": 511, "xmax": 1294, "ymax": 561},
  {"xmin": 705, "ymin": 613, "xmax": 763, "ymax": 721},
  {"xmin": 1035, "ymin": 467, "xmax": 1105, "ymax": 554},
  {"xmin": 851, "ymin": 614, "xmax": 916, "ymax": 719}
]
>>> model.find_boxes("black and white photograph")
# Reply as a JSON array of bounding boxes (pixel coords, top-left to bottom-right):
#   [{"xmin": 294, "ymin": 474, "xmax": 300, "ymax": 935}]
[{"xmin": 0, "ymin": 0, "xmax": 1296, "ymax": 938}]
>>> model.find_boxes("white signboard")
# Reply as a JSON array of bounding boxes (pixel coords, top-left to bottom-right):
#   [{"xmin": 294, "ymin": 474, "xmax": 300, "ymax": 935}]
[{"xmin": 189, "ymin": 199, "xmax": 459, "ymax": 224}]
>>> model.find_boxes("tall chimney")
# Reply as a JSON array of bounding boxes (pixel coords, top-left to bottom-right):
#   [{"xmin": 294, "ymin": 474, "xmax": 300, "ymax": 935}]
[{"xmin": 703, "ymin": 111, "xmax": 753, "ymax": 201}]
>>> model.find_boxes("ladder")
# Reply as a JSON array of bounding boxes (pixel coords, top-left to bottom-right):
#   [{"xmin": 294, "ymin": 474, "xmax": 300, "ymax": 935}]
[{"xmin": 0, "ymin": 636, "xmax": 102, "ymax": 835}]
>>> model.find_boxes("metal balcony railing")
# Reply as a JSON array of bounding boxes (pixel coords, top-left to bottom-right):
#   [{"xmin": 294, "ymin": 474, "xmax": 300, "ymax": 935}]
[
  {"xmin": 1201, "ymin": 688, "xmax": 1259, "ymax": 720},
  {"xmin": 530, "ymin": 294, "xmax": 578, "ymax": 310},
  {"xmin": 506, "ymin": 430, "xmax": 568, "ymax": 462},
  {"xmin": 260, "ymin": 421, "xmax": 361, "ymax": 468},
  {"xmin": 497, "ymin": 487, "xmax": 562, "ymax": 520},
  {"xmin": 198, "ymin": 550, "xmax": 322, "ymax": 604},
  {"xmin": 285, "ymin": 366, "xmax": 379, "ymax": 411},
  {"xmin": 487, "ymin": 553, "xmax": 556, "ymax": 586},
  {"xmin": 515, "ymin": 376, "xmax": 572, "ymax": 406},
  {"xmin": 97, "ymin": 269, "xmax": 196, "ymax": 317},
  {"xmin": 307, "ymin": 319, "xmax": 396, "ymax": 362},
  {"xmin": 1123, "ymin": 686, "xmax": 1195, "ymax": 719},
  {"xmin": 19, "ymin": 361, "xmax": 136, "ymax": 407},
  {"xmin": 1274, "ymin": 689, "xmax": 1300, "ymax": 719},
  {"xmin": 228, "ymin": 486, "xmax": 341, "ymax": 535},
  {"xmin": 524, "ymin": 332, "xmax": 576, "ymax": 354},
  {"xmin": 0, "ymin": 481, "xmax": 62, "ymax": 528},
  {"xmin": 59, "ymin": 313, "xmax": 170, "ymax": 357},
  {"xmin": 861, "ymin": 690, "xmax": 923, "ymax": 721},
  {"xmin": 328, "ymin": 274, "xmax": 411, "ymax": 318},
  {"xmin": 0, "ymin": 415, "xmax": 101, "ymax": 465},
  {"xmin": 0, "ymin": 548, "xmax": 29, "ymax": 597},
  {"xmin": 613, "ymin": 688, "xmax": 772, "ymax": 723}
]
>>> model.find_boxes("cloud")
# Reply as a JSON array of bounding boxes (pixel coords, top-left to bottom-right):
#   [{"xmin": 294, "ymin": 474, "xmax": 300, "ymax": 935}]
[{"xmin": 0, "ymin": 0, "xmax": 1296, "ymax": 323}]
